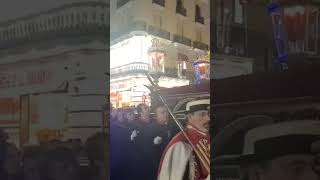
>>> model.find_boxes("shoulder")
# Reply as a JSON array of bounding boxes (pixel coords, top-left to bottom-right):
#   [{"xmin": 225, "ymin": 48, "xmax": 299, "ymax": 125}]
[
  {"xmin": 163, "ymin": 133, "xmax": 192, "ymax": 156},
  {"xmin": 168, "ymin": 132, "xmax": 187, "ymax": 145}
]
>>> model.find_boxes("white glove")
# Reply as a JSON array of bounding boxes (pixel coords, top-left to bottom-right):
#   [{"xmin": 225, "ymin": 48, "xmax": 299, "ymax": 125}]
[
  {"xmin": 153, "ymin": 136, "xmax": 162, "ymax": 145},
  {"xmin": 130, "ymin": 130, "xmax": 139, "ymax": 141}
]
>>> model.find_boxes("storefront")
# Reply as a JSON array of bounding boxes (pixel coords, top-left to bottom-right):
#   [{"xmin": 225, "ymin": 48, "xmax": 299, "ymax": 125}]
[
  {"xmin": 110, "ymin": 75, "xmax": 189, "ymax": 108},
  {"xmin": 0, "ymin": 59, "xmax": 69, "ymax": 146}
]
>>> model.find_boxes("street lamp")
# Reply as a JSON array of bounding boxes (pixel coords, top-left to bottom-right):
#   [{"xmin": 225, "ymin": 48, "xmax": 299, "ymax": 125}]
[
  {"xmin": 147, "ymin": 38, "xmax": 166, "ymax": 111},
  {"xmin": 148, "ymin": 38, "xmax": 165, "ymax": 86},
  {"xmin": 194, "ymin": 51, "xmax": 210, "ymax": 84}
]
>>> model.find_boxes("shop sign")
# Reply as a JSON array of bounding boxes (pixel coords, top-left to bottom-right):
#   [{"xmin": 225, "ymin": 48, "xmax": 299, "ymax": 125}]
[
  {"xmin": 0, "ymin": 62, "xmax": 67, "ymax": 97},
  {"xmin": 0, "ymin": 71, "xmax": 53, "ymax": 89}
]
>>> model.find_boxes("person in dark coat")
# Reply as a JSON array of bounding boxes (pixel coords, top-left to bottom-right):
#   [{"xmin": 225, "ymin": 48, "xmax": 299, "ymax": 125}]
[
  {"xmin": 110, "ymin": 108, "xmax": 133, "ymax": 180},
  {"xmin": 126, "ymin": 104, "xmax": 153, "ymax": 179},
  {"xmin": 134, "ymin": 105, "xmax": 177, "ymax": 180}
]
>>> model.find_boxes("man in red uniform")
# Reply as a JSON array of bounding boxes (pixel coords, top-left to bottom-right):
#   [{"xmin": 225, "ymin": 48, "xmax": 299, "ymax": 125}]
[{"xmin": 158, "ymin": 99, "xmax": 210, "ymax": 180}]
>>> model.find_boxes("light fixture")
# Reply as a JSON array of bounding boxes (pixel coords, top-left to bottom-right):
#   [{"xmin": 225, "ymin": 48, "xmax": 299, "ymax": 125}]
[{"xmin": 194, "ymin": 51, "xmax": 210, "ymax": 84}]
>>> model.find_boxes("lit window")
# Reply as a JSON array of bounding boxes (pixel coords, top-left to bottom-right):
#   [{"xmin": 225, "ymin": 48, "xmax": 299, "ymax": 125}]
[{"xmin": 177, "ymin": 53, "xmax": 188, "ymax": 78}]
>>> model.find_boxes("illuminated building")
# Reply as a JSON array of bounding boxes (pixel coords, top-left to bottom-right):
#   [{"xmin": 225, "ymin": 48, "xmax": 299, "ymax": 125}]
[
  {"xmin": 0, "ymin": 1, "xmax": 109, "ymax": 145},
  {"xmin": 110, "ymin": 0, "xmax": 210, "ymax": 107},
  {"xmin": 212, "ymin": 0, "xmax": 320, "ymax": 74}
]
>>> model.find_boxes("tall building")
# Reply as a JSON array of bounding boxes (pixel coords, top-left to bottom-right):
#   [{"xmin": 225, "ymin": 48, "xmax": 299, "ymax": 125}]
[
  {"xmin": 212, "ymin": 0, "xmax": 320, "ymax": 74},
  {"xmin": 110, "ymin": 0, "xmax": 210, "ymax": 108},
  {"xmin": 0, "ymin": 1, "xmax": 108, "ymax": 146}
]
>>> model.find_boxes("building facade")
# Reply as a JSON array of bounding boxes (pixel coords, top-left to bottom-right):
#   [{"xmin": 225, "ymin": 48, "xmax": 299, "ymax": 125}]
[
  {"xmin": 0, "ymin": 1, "xmax": 109, "ymax": 146},
  {"xmin": 212, "ymin": 0, "xmax": 320, "ymax": 74},
  {"xmin": 110, "ymin": 0, "xmax": 210, "ymax": 108}
]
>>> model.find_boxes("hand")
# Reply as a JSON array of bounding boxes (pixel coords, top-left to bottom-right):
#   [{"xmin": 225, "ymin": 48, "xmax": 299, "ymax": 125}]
[
  {"xmin": 153, "ymin": 136, "xmax": 162, "ymax": 145},
  {"xmin": 130, "ymin": 130, "xmax": 139, "ymax": 141}
]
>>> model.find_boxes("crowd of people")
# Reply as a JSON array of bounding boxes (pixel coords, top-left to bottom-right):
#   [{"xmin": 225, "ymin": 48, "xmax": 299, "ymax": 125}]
[
  {"xmin": 110, "ymin": 99, "xmax": 211, "ymax": 180},
  {"xmin": 110, "ymin": 103, "xmax": 180, "ymax": 180},
  {"xmin": 0, "ymin": 130, "xmax": 108, "ymax": 180}
]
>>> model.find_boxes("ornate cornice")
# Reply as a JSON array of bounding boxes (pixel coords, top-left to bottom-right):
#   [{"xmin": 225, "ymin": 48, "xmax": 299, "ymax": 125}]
[{"xmin": 0, "ymin": 2, "xmax": 109, "ymax": 51}]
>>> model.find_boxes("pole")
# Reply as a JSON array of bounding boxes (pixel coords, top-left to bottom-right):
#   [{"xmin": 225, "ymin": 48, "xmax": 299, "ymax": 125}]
[{"xmin": 145, "ymin": 73, "xmax": 210, "ymax": 173}]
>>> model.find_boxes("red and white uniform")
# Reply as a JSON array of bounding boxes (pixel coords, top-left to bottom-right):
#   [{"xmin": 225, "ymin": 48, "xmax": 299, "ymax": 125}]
[{"xmin": 158, "ymin": 123, "xmax": 210, "ymax": 180}]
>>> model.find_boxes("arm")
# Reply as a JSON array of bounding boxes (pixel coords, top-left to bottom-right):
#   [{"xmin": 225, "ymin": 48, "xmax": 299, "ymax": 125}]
[{"xmin": 158, "ymin": 142, "xmax": 193, "ymax": 180}]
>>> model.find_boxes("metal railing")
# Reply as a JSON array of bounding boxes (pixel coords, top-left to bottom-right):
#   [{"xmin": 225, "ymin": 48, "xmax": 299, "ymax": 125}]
[
  {"xmin": 0, "ymin": 2, "xmax": 108, "ymax": 44},
  {"xmin": 148, "ymin": 25, "xmax": 170, "ymax": 40},
  {"xmin": 193, "ymin": 41, "xmax": 209, "ymax": 50},
  {"xmin": 110, "ymin": 62, "xmax": 149, "ymax": 75},
  {"xmin": 173, "ymin": 34, "xmax": 192, "ymax": 46},
  {"xmin": 195, "ymin": 16, "xmax": 204, "ymax": 24}
]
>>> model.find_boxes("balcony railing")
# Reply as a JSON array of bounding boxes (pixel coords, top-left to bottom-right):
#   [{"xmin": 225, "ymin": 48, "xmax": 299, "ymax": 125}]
[
  {"xmin": 117, "ymin": 0, "xmax": 131, "ymax": 8},
  {"xmin": 176, "ymin": 6, "xmax": 187, "ymax": 17},
  {"xmin": 193, "ymin": 41, "xmax": 209, "ymax": 50},
  {"xmin": 148, "ymin": 25, "xmax": 170, "ymax": 40},
  {"xmin": 0, "ymin": 2, "xmax": 108, "ymax": 49},
  {"xmin": 173, "ymin": 34, "xmax": 192, "ymax": 46},
  {"xmin": 131, "ymin": 21, "xmax": 147, "ymax": 32},
  {"xmin": 110, "ymin": 62, "xmax": 149, "ymax": 76},
  {"xmin": 152, "ymin": 0, "xmax": 165, "ymax": 7},
  {"xmin": 195, "ymin": 16, "xmax": 204, "ymax": 24}
]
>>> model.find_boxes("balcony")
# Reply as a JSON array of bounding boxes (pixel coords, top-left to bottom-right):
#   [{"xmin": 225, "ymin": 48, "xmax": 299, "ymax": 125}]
[
  {"xmin": 173, "ymin": 34, "xmax": 192, "ymax": 47},
  {"xmin": 0, "ymin": 2, "xmax": 109, "ymax": 50},
  {"xmin": 148, "ymin": 25, "xmax": 170, "ymax": 40},
  {"xmin": 110, "ymin": 62, "xmax": 149, "ymax": 77},
  {"xmin": 195, "ymin": 16, "xmax": 204, "ymax": 25},
  {"xmin": 152, "ymin": 0, "xmax": 165, "ymax": 9},
  {"xmin": 193, "ymin": 41, "xmax": 209, "ymax": 50},
  {"xmin": 117, "ymin": 0, "xmax": 131, "ymax": 9}
]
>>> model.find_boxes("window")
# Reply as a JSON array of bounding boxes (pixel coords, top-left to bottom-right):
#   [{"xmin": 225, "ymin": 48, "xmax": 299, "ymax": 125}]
[
  {"xmin": 196, "ymin": 5, "xmax": 201, "ymax": 17},
  {"xmin": 176, "ymin": 0, "xmax": 186, "ymax": 16},
  {"xmin": 177, "ymin": 53, "xmax": 188, "ymax": 78}
]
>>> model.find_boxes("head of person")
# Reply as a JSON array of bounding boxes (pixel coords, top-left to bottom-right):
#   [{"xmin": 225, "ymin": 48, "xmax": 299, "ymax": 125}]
[
  {"xmin": 237, "ymin": 120, "xmax": 320, "ymax": 180},
  {"xmin": 111, "ymin": 107, "xmax": 117, "ymax": 120},
  {"xmin": 137, "ymin": 104, "xmax": 150, "ymax": 123},
  {"xmin": 185, "ymin": 99, "xmax": 210, "ymax": 133},
  {"xmin": 155, "ymin": 105, "xmax": 169, "ymax": 126},
  {"xmin": 124, "ymin": 108, "xmax": 136, "ymax": 124},
  {"xmin": 116, "ymin": 108, "xmax": 126, "ymax": 124}
]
